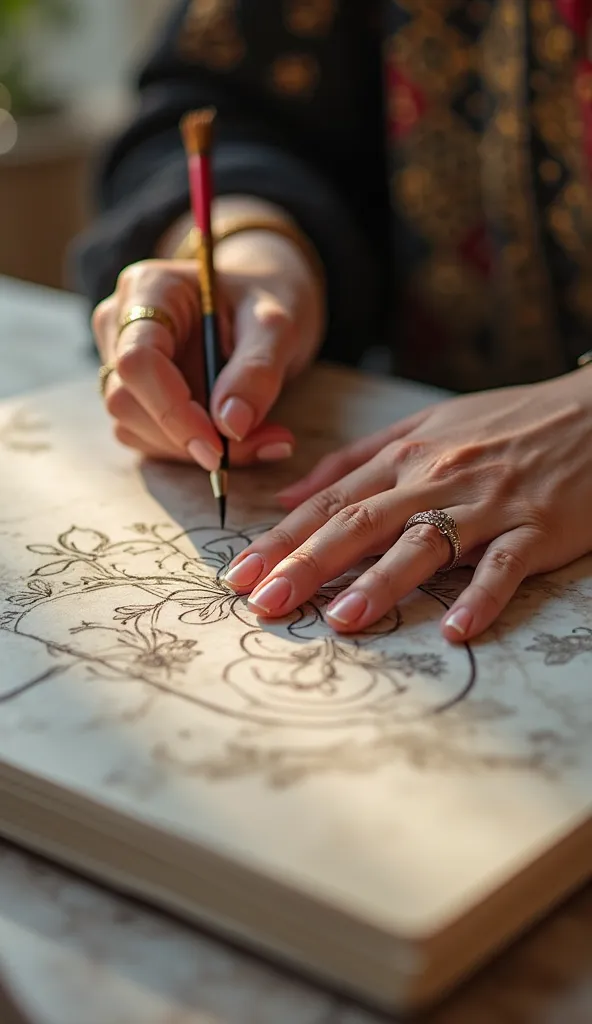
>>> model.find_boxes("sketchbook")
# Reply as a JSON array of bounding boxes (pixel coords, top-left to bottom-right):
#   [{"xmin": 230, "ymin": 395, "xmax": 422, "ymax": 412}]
[{"xmin": 0, "ymin": 366, "xmax": 590, "ymax": 1013}]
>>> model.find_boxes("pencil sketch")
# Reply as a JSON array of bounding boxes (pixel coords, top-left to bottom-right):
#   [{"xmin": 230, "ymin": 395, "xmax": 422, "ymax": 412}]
[{"xmin": 0, "ymin": 523, "xmax": 590, "ymax": 786}]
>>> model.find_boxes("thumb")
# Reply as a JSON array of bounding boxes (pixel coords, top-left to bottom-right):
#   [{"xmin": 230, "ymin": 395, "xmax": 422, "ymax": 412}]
[{"xmin": 210, "ymin": 291, "xmax": 299, "ymax": 442}]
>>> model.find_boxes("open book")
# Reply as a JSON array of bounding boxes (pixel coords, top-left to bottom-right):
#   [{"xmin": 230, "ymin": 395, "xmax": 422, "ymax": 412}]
[{"xmin": 0, "ymin": 367, "xmax": 590, "ymax": 1012}]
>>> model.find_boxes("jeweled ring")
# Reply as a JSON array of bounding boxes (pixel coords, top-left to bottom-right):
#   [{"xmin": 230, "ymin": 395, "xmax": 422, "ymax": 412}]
[
  {"xmin": 117, "ymin": 305, "xmax": 176, "ymax": 340},
  {"xmin": 403, "ymin": 509, "xmax": 462, "ymax": 572},
  {"xmin": 98, "ymin": 362, "xmax": 116, "ymax": 397}
]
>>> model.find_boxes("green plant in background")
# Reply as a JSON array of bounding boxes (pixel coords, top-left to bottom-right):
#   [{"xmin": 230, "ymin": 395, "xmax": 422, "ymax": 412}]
[{"xmin": 0, "ymin": 0, "xmax": 74, "ymax": 117}]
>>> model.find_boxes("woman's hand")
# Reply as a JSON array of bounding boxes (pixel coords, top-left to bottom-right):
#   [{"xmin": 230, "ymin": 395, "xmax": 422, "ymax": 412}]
[
  {"xmin": 92, "ymin": 227, "xmax": 324, "ymax": 470},
  {"xmin": 223, "ymin": 370, "xmax": 592, "ymax": 642}
]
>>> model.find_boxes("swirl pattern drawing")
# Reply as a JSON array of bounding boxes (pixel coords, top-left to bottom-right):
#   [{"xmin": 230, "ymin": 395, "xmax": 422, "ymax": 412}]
[
  {"xmin": 0, "ymin": 522, "xmax": 591, "ymax": 787},
  {"xmin": 0, "ymin": 521, "xmax": 500, "ymax": 784}
]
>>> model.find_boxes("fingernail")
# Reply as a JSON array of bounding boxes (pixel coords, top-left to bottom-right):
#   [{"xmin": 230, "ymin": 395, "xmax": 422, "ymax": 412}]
[
  {"xmin": 257, "ymin": 442, "xmax": 294, "ymax": 463},
  {"xmin": 223, "ymin": 553, "xmax": 265, "ymax": 589},
  {"xmin": 187, "ymin": 439, "xmax": 221, "ymax": 472},
  {"xmin": 249, "ymin": 576, "xmax": 293, "ymax": 614},
  {"xmin": 219, "ymin": 397, "xmax": 255, "ymax": 441},
  {"xmin": 444, "ymin": 607, "xmax": 472, "ymax": 637},
  {"xmin": 327, "ymin": 591, "xmax": 368, "ymax": 626}
]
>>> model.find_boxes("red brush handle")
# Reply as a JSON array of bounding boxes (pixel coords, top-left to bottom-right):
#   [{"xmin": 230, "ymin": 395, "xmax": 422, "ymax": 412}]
[{"xmin": 187, "ymin": 152, "xmax": 213, "ymax": 237}]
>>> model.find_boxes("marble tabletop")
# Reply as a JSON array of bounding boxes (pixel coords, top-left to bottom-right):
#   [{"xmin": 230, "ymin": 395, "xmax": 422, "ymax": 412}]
[{"xmin": 0, "ymin": 275, "xmax": 591, "ymax": 1024}]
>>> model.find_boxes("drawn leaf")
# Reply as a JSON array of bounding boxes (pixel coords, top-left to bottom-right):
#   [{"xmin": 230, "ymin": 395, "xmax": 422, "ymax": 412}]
[
  {"xmin": 0, "ymin": 611, "xmax": 17, "ymax": 628},
  {"xmin": 121, "ymin": 543, "xmax": 162, "ymax": 556},
  {"xmin": 28, "ymin": 544, "xmax": 62, "ymax": 556},
  {"xmin": 114, "ymin": 604, "xmax": 155, "ymax": 623},
  {"xmin": 175, "ymin": 584, "xmax": 232, "ymax": 625},
  {"xmin": 7, "ymin": 592, "xmax": 38, "ymax": 606},
  {"xmin": 27, "ymin": 579, "xmax": 52, "ymax": 597},
  {"xmin": 33, "ymin": 559, "xmax": 77, "ymax": 577},
  {"xmin": 58, "ymin": 527, "xmax": 109, "ymax": 554}
]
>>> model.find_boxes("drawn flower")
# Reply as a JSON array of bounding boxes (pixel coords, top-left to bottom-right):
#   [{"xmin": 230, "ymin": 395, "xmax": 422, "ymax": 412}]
[
  {"xmin": 526, "ymin": 628, "xmax": 592, "ymax": 665},
  {"xmin": 133, "ymin": 637, "xmax": 199, "ymax": 673}
]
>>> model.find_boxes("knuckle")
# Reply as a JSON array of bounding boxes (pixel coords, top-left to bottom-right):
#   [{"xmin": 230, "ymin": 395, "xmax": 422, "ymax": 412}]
[
  {"xmin": 404, "ymin": 522, "xmax": 447, "ymax": 560},
  {"xmin": 429, "ymin": 444, "xmax": 484, "ymax": 482},
  {"xmin": 91, "ymin": 298, "xmax": 113, "ymax": 338},
  {"xmin": 104, "ymin": 383, "xmax": 130, "ymax": 421},
  {"xmin": 253, "ymin": 296, "xmax": 293, "ymax": 334},
  {"xmin": 116, "ymin": 345, "xmax": 150, "ymax": 382},
  {"xmin": 116, "ymin": 260, "xmax": 152, "ymax": 292},
  {"xmin": 308, "ymin": 488, "xmax": 347, "ymax": 523},
  {"xmin": 288, "ymin": 546, "xmax": 323, "ymax": 579},
  {"xmin": 158, "ymin": 405, "xmax": 181, "ymax": 434},
  {"xmin": 390, "ymin": 439, "xmax": 425, "ymax": 468},
  {"xmin": 363, "ymin": 564, "xmax": 394, "ymax": 592},
  {"xmin": 485, "ymin": 546, "xmax": 528, "ymax": 579},
  {"xmin": 335, "ymin": 501, "xmax": 384, "ymax": 539},
  {"xmin": 265, "ymin": 526, "xmax": 298, "ymax": 554}
]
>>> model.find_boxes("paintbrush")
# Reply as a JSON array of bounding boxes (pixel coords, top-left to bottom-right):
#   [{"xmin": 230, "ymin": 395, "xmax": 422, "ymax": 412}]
[{"xmin": 180, "ymin": 107, "xmax": 228, "ymax": 528}]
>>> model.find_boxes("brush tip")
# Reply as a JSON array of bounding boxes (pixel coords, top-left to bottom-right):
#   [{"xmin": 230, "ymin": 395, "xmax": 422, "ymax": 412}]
[{"xmin": 180, "ymin": 107, "xmax": 217, "ymax": 154}]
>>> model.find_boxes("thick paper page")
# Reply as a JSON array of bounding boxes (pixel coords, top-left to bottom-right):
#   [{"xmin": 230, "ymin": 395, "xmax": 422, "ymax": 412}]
[{"xmin": 0, "ymin": 370, "xmax": 590, "ymax": 939}]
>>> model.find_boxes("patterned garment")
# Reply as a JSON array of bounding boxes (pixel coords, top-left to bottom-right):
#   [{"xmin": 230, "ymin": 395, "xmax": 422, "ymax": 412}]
[
  {"xmin": 386, "ymin": 0, "xmax": 592, "ymax": 389},
  {"xmin": 97, "ymin": 0, "xmax": 592, "ymax": 393}
]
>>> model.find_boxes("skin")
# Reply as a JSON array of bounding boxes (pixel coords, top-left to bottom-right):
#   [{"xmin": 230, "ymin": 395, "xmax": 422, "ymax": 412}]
[
  {"xmin": 93, "ymin": 196, "xmax": 592, "ymax": 644},
  {"xmin": 223, "ymin": 369, "xmax": 592, "ymax": 644},
  {"xmin": 92, "ymin": 197, "xmax": 325, "ymax": 470}
]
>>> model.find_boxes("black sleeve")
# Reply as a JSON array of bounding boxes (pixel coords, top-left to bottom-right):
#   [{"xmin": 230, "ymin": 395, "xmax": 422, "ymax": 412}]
[{"xmin": 70, "ymin": 0, "xmax": 389, "ymax": 366}]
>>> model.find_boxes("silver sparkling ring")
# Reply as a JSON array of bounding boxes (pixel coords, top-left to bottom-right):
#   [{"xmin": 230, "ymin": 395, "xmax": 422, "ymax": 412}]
[{"xmin": 403, "ymin": 509, "xmax": 462, "ymax": 572}]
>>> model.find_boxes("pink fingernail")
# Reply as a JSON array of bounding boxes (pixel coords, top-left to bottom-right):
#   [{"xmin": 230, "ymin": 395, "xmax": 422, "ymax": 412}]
[
  {"xmin": 257, "ymin": 442, "xmax": 294, "ymax": 463},
  {"xmin": 219, "ymin": 397, "xmax": 255, "ymax": 441},
  {"xmin": 223, "ymin": 553, "xmax": 265, "ymax": 589},
  {"xmin": 444, "ymin": 607, "xmax": 472, "ymax": 637},
  {"xmin": 327, "ymin": 591, "xmax": 368, "ymax": 626},
  {"xmin": 249, "ymin": 576, "xmax": 293, "ymax": 614},
  {"xmin": 187, "ymin": 439, "xmax": 221, "ymax": 472}
]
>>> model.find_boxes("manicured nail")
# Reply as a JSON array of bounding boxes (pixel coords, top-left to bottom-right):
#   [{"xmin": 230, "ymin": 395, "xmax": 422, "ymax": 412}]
[
  {"xmin": 223, "ymin": 553, "xmax": 265, "ymax": 589},
  {"xmin": 219, "ymin": 397, "xmax": 255, "ymax": 441},
  {"xmin": 249, "ymin": 576, "xmax": 293, "ymax": 614},
  {"xmin": 187, "ymin": 439, "xmax": 221, "ymax": 472},
  {"xmin": 327, "ymin": 591, "xmax": 368, "ymax": 626},
  {"xmin": 257, "ymin": 442, "xmax": 294, "ymax": 463},
  {"xmin": 444, "ymin": 607, "xmax": 472, "ymax": 637}
]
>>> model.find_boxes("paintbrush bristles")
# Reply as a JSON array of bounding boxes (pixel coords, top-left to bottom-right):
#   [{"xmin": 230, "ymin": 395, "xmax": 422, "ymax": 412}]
[{"xmin": 181, "ymin": 108, "xmax": 217, "ymax": 155}]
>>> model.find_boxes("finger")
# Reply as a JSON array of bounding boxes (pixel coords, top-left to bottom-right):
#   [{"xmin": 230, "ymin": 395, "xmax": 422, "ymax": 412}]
[
  {"xmin": 104, "ymin": 374, "xmax": 187, "ymax": 457},
  {"xmin": 276, "ymin": 408, "xmax": 432, "ymax": 508},
  {"xmin": 441, "ymin": 529, "xmax": 535, "ymax": 643},
  {"xmin": 116, "ymin": 330, "xmax": 224, "ymax": 471},
  {"xmin": 223, "ymin": 452, "xmax": 402, "ymax": 593},
  {"xmin": 114, "ymin": 426, "xmax": 193, "ymax": 462},
  {"xmin": 246, "ymin": 500, "xmax": 482, "ymax": 623},
  {"xmin": 210, "ymin": 291, "xmax": 297, "ymax": 443},
  {"xmin": 324, "ymin": 506, "xmax": 481, "ymax": 633}
]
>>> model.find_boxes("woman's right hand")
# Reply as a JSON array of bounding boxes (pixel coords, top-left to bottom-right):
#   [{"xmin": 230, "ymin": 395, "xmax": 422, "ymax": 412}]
[{"xmin": 92, "ymin": 227, "xmax": 325, "ymax": 470}]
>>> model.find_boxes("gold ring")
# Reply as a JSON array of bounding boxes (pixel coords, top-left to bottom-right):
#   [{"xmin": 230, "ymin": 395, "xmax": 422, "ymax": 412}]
[
  {"xmin": 403, "ymin": 509, "xmax": 462, "ymax": 572},
  {"xmin": 118, "ymin": 305, "xmax": 176, "ymax": 339},
  {"xmin": 98, "ymin": 362, "xmax": 116, "ymax": 397}
]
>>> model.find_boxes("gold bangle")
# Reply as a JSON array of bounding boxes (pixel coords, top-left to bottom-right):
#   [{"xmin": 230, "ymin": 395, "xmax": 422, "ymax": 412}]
[{"xmin": 174, "ymin": 216, "xmax": 325, "ymax": 293}]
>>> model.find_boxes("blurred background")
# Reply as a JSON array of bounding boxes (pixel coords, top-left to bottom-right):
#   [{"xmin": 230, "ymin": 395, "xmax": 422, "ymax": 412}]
[{"xmin": 0, "ymin": 0, "xmax": 169, "ymax": 291}]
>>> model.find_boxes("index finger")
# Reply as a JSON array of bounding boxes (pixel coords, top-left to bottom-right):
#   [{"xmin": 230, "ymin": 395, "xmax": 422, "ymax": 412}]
[{"xmin": 115, "ymin": 321, "xmax": 224, "ymax": 469}]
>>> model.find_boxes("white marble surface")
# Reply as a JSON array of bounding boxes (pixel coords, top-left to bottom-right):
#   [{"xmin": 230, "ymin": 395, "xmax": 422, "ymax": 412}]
[{"xmin": 0, "ymin": 276, "xmax": 591, "ymax": 1024}]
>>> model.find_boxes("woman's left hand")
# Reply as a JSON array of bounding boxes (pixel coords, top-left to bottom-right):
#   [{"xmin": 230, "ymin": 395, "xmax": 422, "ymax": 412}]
[{"xmin": 223, "ymin": 369, "xmax": 592, "ymax": 642}]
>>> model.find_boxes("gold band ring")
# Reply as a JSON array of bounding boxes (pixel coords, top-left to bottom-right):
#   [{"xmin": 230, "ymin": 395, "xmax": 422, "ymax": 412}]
[
  {"xmin": 403, "ymin": 509, "xmax": 462, "ymax": 572},
  {"xmin": 117, "ymin": 305, "xmax": 176, "ymax": 340},
  {"xmin": 98, "ymin": 362, "xmax": 116, "ymax": 397}
]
